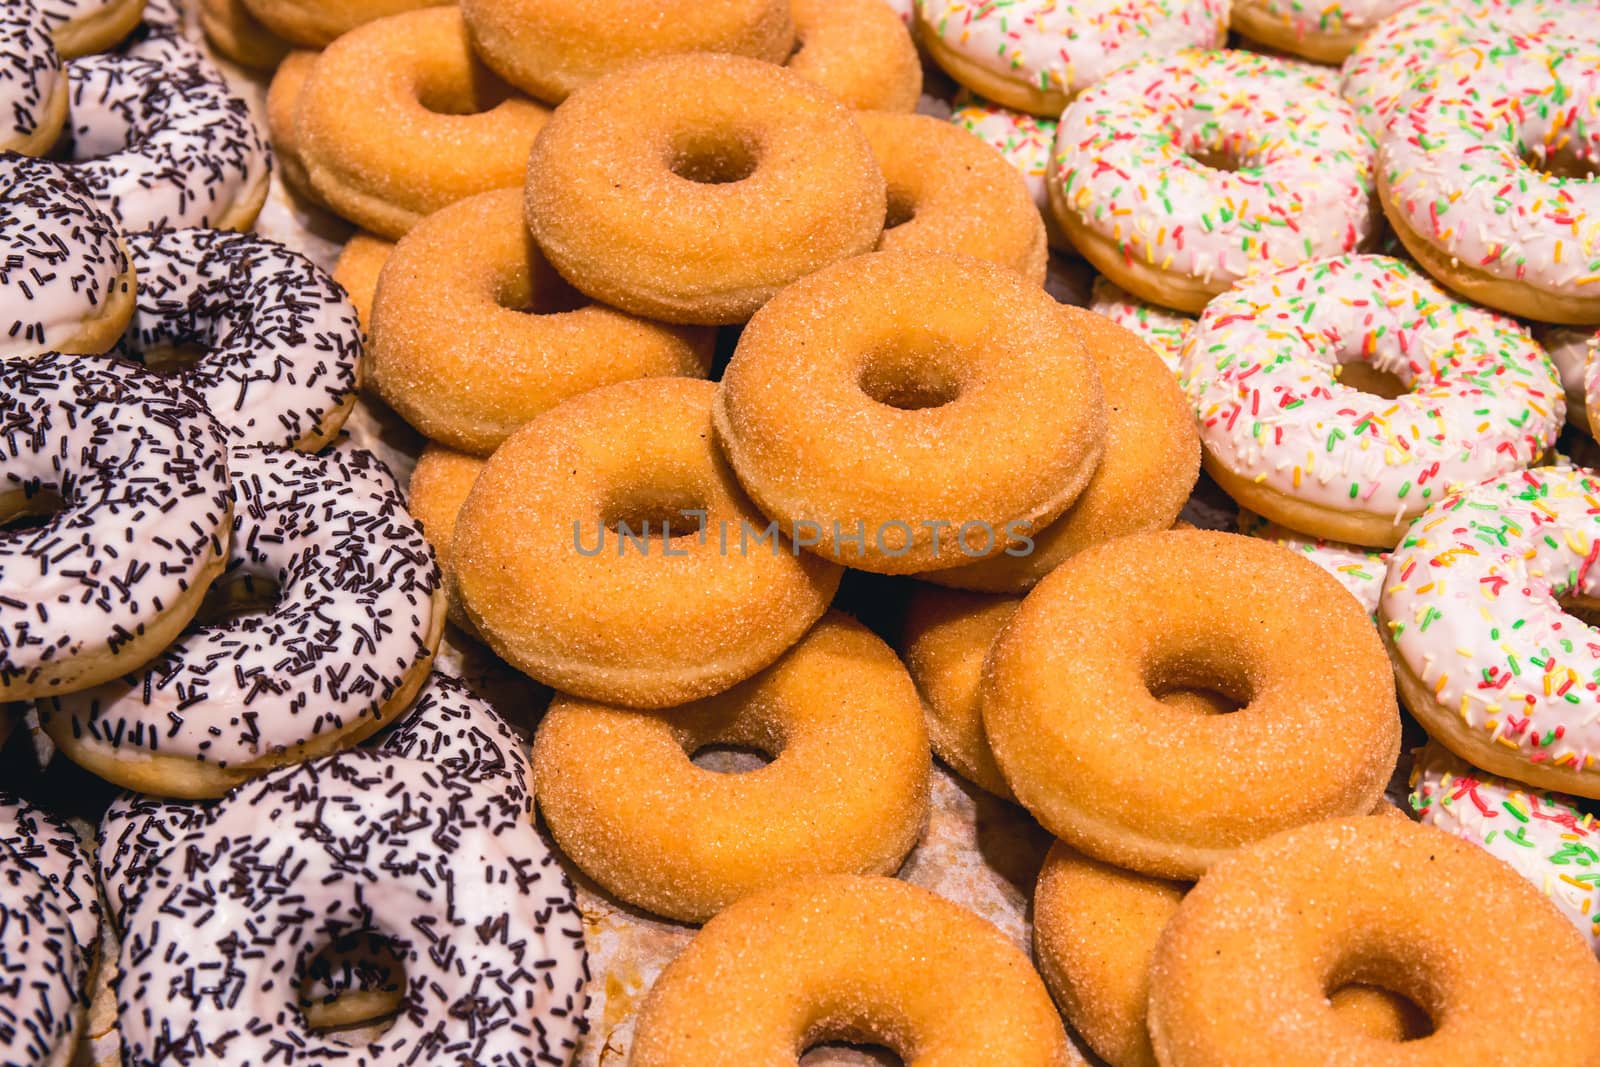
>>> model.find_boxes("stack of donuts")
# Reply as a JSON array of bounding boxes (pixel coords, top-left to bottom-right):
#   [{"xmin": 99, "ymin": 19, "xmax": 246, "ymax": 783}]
[{"xmin": 6, "ymin": 0, "xmax": 1600, "ymax": 1065}]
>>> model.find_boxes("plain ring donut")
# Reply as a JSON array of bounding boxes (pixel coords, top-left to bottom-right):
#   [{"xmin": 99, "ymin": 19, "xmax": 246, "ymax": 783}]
[
  {"xmin": 630, "ymin": 874, "xmax": 1072, "ymax": 1066},
  {"xmin": 532, "ymin": 613, "xmax": 931, "ymax": 923},
  {"xmin": 524, "ymin": 52, "xmax": 887, "ymax": 325},
  {"xmin": 787, "ymin": 0, "xmax": 920, "ymax": 112},
  {"xmin": 982, "ymin": 529, "xmax": 1401, "ymax": 879},
  {"xmin": 406, "ymin": 444, "xmax": 484, "ymax": 635},
  {"xmin": 238, "ymin": 0, "xmax": 445, "ymax": 47}
]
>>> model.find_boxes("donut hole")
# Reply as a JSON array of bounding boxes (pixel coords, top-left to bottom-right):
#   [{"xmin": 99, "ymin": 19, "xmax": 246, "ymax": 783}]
[
  {"xmin": 195, "ymin": 574, "xmax": 281, "ymax": 628},
  {"xmin": 1143, "ymin": 651, "xmax": 1251, "ymax": 715},
  {"xmin": 495, "ymin": 251, "xmax": 588, "ymax": 316},
  {"xmin": 1321, "ymin": 946, "xmax": 1438, "ymax": 1043},
  {"xmin": 0, "ymin": 488, "xmax": 67, "ymax": 533},
  {"xmin": 884, "ymin": 189, "xmax": 917, "ymax": 231},
  {"xmin": 298, "ymin": 930, "xmax": 407, "ymax": 1039},
  {"xmin": 415, "ymin": 66, "xmax": 513, "ymax": 116},
  {"xmin": 600, "ymin": 487, "xmax": 707, "ymax": 542},
  {"xmin": 799, "ymin": 1042, "xmax": 904, "ymax": 1065},
  {"xmin": 1522, "ymin": 141, "xmax": 1600, "ymax": 182},
  {"xmin": 1326, "ymin": 982, "xmax": 1435, "ymax": 1042},
  {"xmin": 689, "ymin": 743, "xmax": 773, "ymax": 774},
  {"xmin": 667, "ymin": 128, "xmax": 761, "ymax": 185},
  {"xmin": 1336, "ymin": 361, "xmax": 1409, "ymax": 399},
  {"xmin": 858, "ymin": 341, "xmax": 963, "ymax": 411},
  {"xmin": 137, "ymin": 342, "xmax": 210, "ymax": 375}
]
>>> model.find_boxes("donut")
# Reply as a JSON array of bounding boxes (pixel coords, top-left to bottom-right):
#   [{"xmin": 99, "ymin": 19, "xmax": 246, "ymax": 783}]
[
  {"xmin": 630, "ymin": 875, "xmax": 1071, "ymax": 1066},
  {"xmin": 786, "ymin": 0, "xmax": 920, "ymax": 112},
  {"xmin": 0, "ymin": 354, "xmax": 231, "ymax": 701},
  {"xmin": 1230, "ymin": 0, "xmax": 1409, "ymax": 64},
  {"xmin": 915, "ymin": 0, "xmax": 1227, "ymax": 118},
  {"xmin": 459, "ymin": 0, "xmax": 794, "ymax": 105},
  {"xmin": 1050, "ymin": 49, "xmax": 1376, "ymax": 313},
  {"xmin": 1147, "ymin": 816, "xmax": 1600, "ymax": 1066},
  {"xmin": 295, "ymin": 7, "xmax": 550, "ymax": 240},
  {"xmin": 370, "ymin": 188, "xmax": 715, "ymax": 456},
  {"xmin": 114, "ymin": 228, "xmax": 362, "ymax": 451},
  {"xmin": 715, "ymin": 251, "xmax": 1104, "ymax": 573},
  {"xmin": 238, "ymin": 0, "xmax": 445, "ymax": 47},
  {"xmin": 453, "ymin": 376, "xmax": 843, "ymax": 708},
  {"xmin": 926, "ymin": 304, "xmax": 1198, "ymax": 591},
  {"xmin": 1238, "ymin": 510, "xmax": 1386, "ymax": 616},
  {"xmin": 1, "ymin": 154, "xmax": 135, "ymax": 360},
  {"xmin": 1034, "ymin": 835, "xmax": 1426, "ymax": 1067},
  {"xmin": 948, "ymin": 93, "xmax": 1065, "ymax": 248},
  {"xmin": 264, "ymin": 50, "xmax": 318, "ymax": 202},
  {"xmin": 41, "ymin": 444, "xmax": 445, "ymax": 798},
  {"xmin": 1183, "ymin": 254, "xmax": 1564, "ymax": 548},
  {"xmin": 1535, "ymin": 322, "xmax": 1598, "ymax": 433},
  {"xmin": 1379, "ymin": 39, "xmax": 1600, "ymax": 324},
  {"xmin": 857, "ymin": 111, "xmax": 1047, "ymax": 285},
  {"xmin": 983, "ymin": 529, "xmax": 1401, "ymax": 878},
  {"xmin": 534, "ymin": 613, "xmax": 930, "ymax": 923},
  {"xmin": 1410, "ymin": 741, "xmax": 1598, "ymax": 952},
  {"xmin": 1, "ymin": 1, "xmax": 66, "ymax": 156},
  {"xmin": 1338, "ymin": 0, "xmax": 1591, "ymax": 141},
  {"xmin": 1382, "ymin": 465, "xmax": 1600, "ymax": 799},
  {"xmin": 64, "ymin": 52, "xmax": 270, "ymax": 233},
  {"xmin": 115, "ymin": 746, "xmax": 588, "ymax": 1066},
  {"xmin": 524, "ymin": 53, "xmax": 887, "ymax": 326},
  {"xmin": 407, "ymin": 444, "xmax": 484, "ymax": 635},
  {"xmin": 198, "ymin": 0, "xmax": 291, "ymax": 69},
  {"xmin": 331, "ymin": 231, "xmax": 393, "ymax": 337},
  {"xmin": 1088, "ymin": 276, "xmax": 1193, "ymax": 372},
  {"xmin": 0, "ymin": 795, "xmax": 99, "ymax": 966},
  {"xmin": 34, "ymin": 0, "xmax": 148, "ymax": 57}
]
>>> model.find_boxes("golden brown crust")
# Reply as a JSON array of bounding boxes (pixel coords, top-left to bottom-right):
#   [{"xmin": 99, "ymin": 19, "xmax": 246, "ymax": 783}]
[
  {"xmin": 460, "ymin": 0, "xmax": 795, "ymax": 105},
  {"xmin": 1148, "ymin": 817, "xmax": 1600, "ymax": 1066},
  {"xmin": 524, "ymin": 53, "xmax": 886, "ymax": 325},
  {"xmin": 200, "ymin": 0, "xmax": 293, "ymax": 71},
  {"xmin": 983, "ymin": 529, "xmax": 1400, "ymax": 879},
  {"xmin": 3, "ymin": 75, "xmax": 66, "ymax": 158},
  {"xmin": 787, "ymin": 0, "xmax": 921, "ymax": 112},
  {"xmin": 296, "ymin": 8, "xmax": 549, "ymax": 239},
  {"xmin": 1049, "ymin": 176, "xmax": 1220, "ymax": 313},
  {"xmin": 369, "ymin": 189, "xmax": 715, "ymax": 455},
  {"xmin": 630, "ymin": 875, "xmax": 1073, "ymax": 1066},
  {"xmin": 917, "ymin": 22, "xmax": 1071, "ymax": 118},
  {"xmin": 452, "ymin": 377, "xmax": 843, "ymax": 708},
  {"xmin": 859, "ymin": 111, "xmax": 1047, "ymax": 286},
  {"xmin": 239, "ymin": 0, "xmax": 447, "ymax": 48},
  {"xmin": 1228, "ymin": 6, "xmax": 1365, "ymax": 64},
  {"xmin": 50, "ymin": 0, "xmax": 146, "ymax": 59},
  {"xmin": 1203, "ymin": 450, "xmax": 1410, "ymax": 548},
  {"xmin": 264, "ymin": 50, "xmax": 319, "ymax": 202},
  {"xmin": 331, "ymin": 232, "xmax": 394, "ymax": 341},
  {"xmin": 407, "ymin": 444, "xmax": 484, "ymax": 636},
  {"xmin": 532, "ymin": 614, "xmax": 932, "ymax": 922}
]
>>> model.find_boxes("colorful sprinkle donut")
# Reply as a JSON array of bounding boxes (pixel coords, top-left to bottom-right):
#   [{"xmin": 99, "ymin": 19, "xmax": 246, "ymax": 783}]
[
  {"xmin": 916, "ymin": 0, "xmax": 1228, "ymax": 118},
  {"xmin": 0, "ymin": 353, "xmax": 231, "ymax": 701},
  {"xmin": 63, "ymin": 52, "xmax": 270, "ymax": 232},
  {"xmin": 1410, "ymin": 741, "xmax": 1598, "ymax": 952},
  {"xmin": 1183, "ymin": 254, "xmax": 1564, "ymax": 548},
  {"xmin": 115, "ymin": 746, "xmax": 588, "ymax": 1067},
  {"xmin": 115, "ymin": 229, "xmax": 363, "ymax": 451},
  {"xmin": 1, "ymin": 0, "xmax": 66, "ymax": 156},
  {"xmin": 948, "ymin": 92, "xmax": 1059, "ymax": 240},
  {"xmin": 35, "ymin": 0, "xmax": 149, "ymax": 57},
  {"xmin": 41, "ymin": 444, "xmax": 445, "ymax": 798},
  {"xmin": 1378, "ymin": 39, "xmax": 1600, "ymax": 324},
  {"xmin": 1534, "ymin": 322, "xmax": 1598, "ymax": 432},
  {"xmin": 1383, "ymin": 466, "xmax": 1600, "ymax": 799},
  {"xmin": 0, "ymin": 153, "xmax": 135, "ymax": 360},
  {"xmin": 1088, "ymin": 276, "xmax": 1194, "ymax": 372},
  {"xmin": 1238, "ymin": 509, "xmax": 1387, "ymax": 616},
  {"xmin": 1231, "ymin": 0, "xmax": 1410, "ymax": 65},
  {"xmin": 1051, "ymin": 49, "xmax": 1377, "ymax": 313}
]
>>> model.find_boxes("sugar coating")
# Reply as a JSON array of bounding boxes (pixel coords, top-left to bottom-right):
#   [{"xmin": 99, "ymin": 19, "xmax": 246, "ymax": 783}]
[
  {"xmin": 949, "ymin": 92, "xmax": 1055, "ymax": 213},
  {"xmin": 330, "ymin": 230, "xmax": 394, "ymax": 337},
  {"xmin": 407, "ymin": 443, "xmax": 485, "ymax": 632},
  {"xmin": 787, "ymin": 0, "xmax": 920, "ymax": 112},
  {"xmin": 1238, "ymin": 509, "xmax": 1386, "ymax": 615},
  {"xmin": 263, "ymin": 50, "xmax": 319, "ymax": 196}
]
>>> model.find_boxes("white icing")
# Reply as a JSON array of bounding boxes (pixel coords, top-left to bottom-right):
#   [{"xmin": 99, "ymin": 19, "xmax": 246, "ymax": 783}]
[
  {"xmin": 1535, "ymin": 322, "xmax": 1598, "ymax": 411},
  {"xmin": 1, "ymin": 0, "xmax": 61, "ymax": 149},
  {"xmin": 0, "ymin": 842, "xmax": 85, "ymax": 1065},
  {"xmin": 1238, "ymin": 509, "xmax": 1386, "ymax": 614},
  {"xmin": 1235, "ymin": 0, "xmax": 1409, "ymax": 44},
  {"xmin": 1088, "ymin": 275, "xmax": 1193, "ymax": 372},
  {"xmin": 949, "ymin": 92, "xmax": 1054, "ymax": 213},
  {"xmin": 0, "ymin": 796, "xmax": 98, "ymax": 955}
]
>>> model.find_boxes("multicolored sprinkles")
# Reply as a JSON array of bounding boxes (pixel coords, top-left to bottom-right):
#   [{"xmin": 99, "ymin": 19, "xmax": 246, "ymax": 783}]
[
  {"xmin": 1238, "ymin": 508, "xmax": 1387, "ymax": 614},
  {"xmin": 950, "ymin": 90, "xmax": 1056, "ymax": 211},
  {"xmin": 1088, "ymin": 275, "xmax": 1194, "ymax": 371}
]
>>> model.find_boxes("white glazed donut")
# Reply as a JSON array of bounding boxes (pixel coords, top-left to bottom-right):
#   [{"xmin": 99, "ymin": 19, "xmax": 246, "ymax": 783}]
[
  {"xmin": 1, "ymin": 1, "xmax": 66, "ymax": 156},
  {"xmin": 916, "ymin": 0, "xmax": 1227, "ymax": 117},
  {"xmin": 0, "ymin": 153, "xmax": 135, "ymax": 360},
  {"xmin": 0, "ymin": 353, "xmax": 231, "ymax": 701},
  {"xmin": 0, "ymin": 795, "xmax": 99, "ymax": 963},
  {"xmin": 1410, "ymin": 741, "xmax": 1598, "ymax": 953},
  {"xmin": 1534, "ymin": 322, "xmax": 1598, "ymax": 432},
  {"xmin": 41, "ymin": 444, "xmax": 447, "ymax": 799},
  {"xmin": 1050, "ymin": 49, "xmax": 1377, "ymax": 313},
  {"xmin": 1237, "ymin": 509, "xmax": 1387, "ymax": 615},
  {"xmin": 1183, "ymin": 254, "xmax": 1564, "ymax": 547},
  {"xmin": 115, "ymin": 229, "xmax": 362, "ymax": 451},
  {"xmin": 95, "ymin": 790, "xmax": 204, "ymax": 932},
  {"xmin": 1230, "ymin": 0, "xmax": 1409, "ymax": 65},
  {"xmin": 63, "ymin": 51, "xmax": 269, "ymax": 233},
  {"xmin": 114, "ymin": 746, "xmax": 589, "ymax": 1067},
  {"xmin": 1377, "ymin": 38, "xmax": 1600, "ymax": 324},
  {"xmin": 1383, "ymin": 466, "xmax": 1600, "ymax": 799},
  {"xmin": 1088, "ymin": 276, "xmax": 1194, "ymax": 372}
]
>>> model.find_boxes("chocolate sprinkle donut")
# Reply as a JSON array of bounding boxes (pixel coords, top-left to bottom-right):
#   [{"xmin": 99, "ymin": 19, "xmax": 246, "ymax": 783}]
[{"xmin": 0, "ymin": 0, "xmax": 62, "ymax": 154}]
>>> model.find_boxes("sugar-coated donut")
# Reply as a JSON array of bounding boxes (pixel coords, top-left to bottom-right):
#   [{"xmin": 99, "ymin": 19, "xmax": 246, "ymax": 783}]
[
  {"xmin": 1411, "ymin": 741, "xmax": 1598, "ymax": 952},
  {"xmin": 1378, "ymin": 38, "xmax": 1600, "ymax": 323},
  {"xmin": 116, "ymin": 745, "xmax": 588, "ymax": 1067},
  {"xmin": 1231, "ymin": 0, "xmax": 1409, "ymax": 64},
  {"xmin": 948, "ymin": 93, "xmax": 1066, "ymax": 249},
  {"xmin": 460, "ymin": 0, "xmax": 794, "ymax": 105},
  {"xmin": 407, "ymin": 444, "xmax": 483, "ymax": 635},
  {"xmin": 928, "ymin": 305, "xmax": 1198, "ymax": 591},
  {"xmin": 715, "ymin": 251, "xmax": 1106, "ymax": 574},
  {"xmin": 1148, "ymin": 816, "xmax": 1600, "ymax": 1066},
  {"xmin": 1183, "ymin": 255, "xmax": 1564, "ymax": 548},
  {"xmin": 370, "ymin": 189, "xmax": 714, "ymax": 456},
  {"xmin": 0, "ymin": 154, "xmax": 135, "ymax": 359},
  {"xmin": 0, "ymin": 353, "xmax": 231, "ymax": 701},
  {"xmin": 984, "ymin": 529, "xmax": 1401, "ymax": 878},
  {"xmin": 630, "ymin": 875, "xmax": 1071, "ymax": 1066},
  {"xmin": 1, "ymin": 1, "xmax": 66, "ymax": 157},
  {"xmin": 858, "ymin": 111, "xmax": 1047, "ymax": 285},
  {"xmin": 533, "ymin": 613, "xmax": 930, "ymax": 923},
  {"xmin": 239, "ymin": 0, "xmax": 446, "ymax": 47},
  {"xmin": 1088, "ymin": 276, "xmax": 1193, "ymax": 372},
  {"xmin": 1383, "ymin": 466, "xmax": 1600, "ymax": 799},
  {"xmin": 1535, "ymin": 322, "xmax": 1598, "ymax": 433},
  {"xmin": 1238, "ymin": 510, "xmax": 1386, "ymax": 616},
  {"xmin": 115, "ymin": 228, "xmax": 362, "ymax": 450},
  {"xmin": 331, "ymin": 231, "xmax": 393, "ymax": 337},
  {"xmin": 36, "ymin": 0, "xmax": 148, "ymax": 58},
  {"xmin": 787, "ymin": 0, "xmax": 920, "ymax": 112},
  {"xmin": 296, "ymin": 7, "xmax": 550, "ymax": 240},
  {"xmin": 1034, "ymin": 835, "xmax": 1425, "ymax": 1067},
  {"xmin": 198, "ymin": 0, "xmax": 291, "ymax": 69},
  {"xmin": 264, "ymin": 50, "xmax": 319, "ymax": 202},
  {"xmin": 454, "ymin": 376, "xmax": 842, "ymax": 709},
  {"xmin": 1051, "ymin": 50, "xmax": 1376, "ymax": 313},
  {"xmin": 525, "ymin": 53, "xmax": 886, "ymax": 326},
  {"xmin": 916, "ymin": 0, "xmax": 1227, "ymax": 118},
  {"xmin": 42, "ymin": 445, "xmax": 444, "ymax": 798},
  {"xmin": 64, "ymin": 52, "xmax": 269, "ymax": 233}
]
